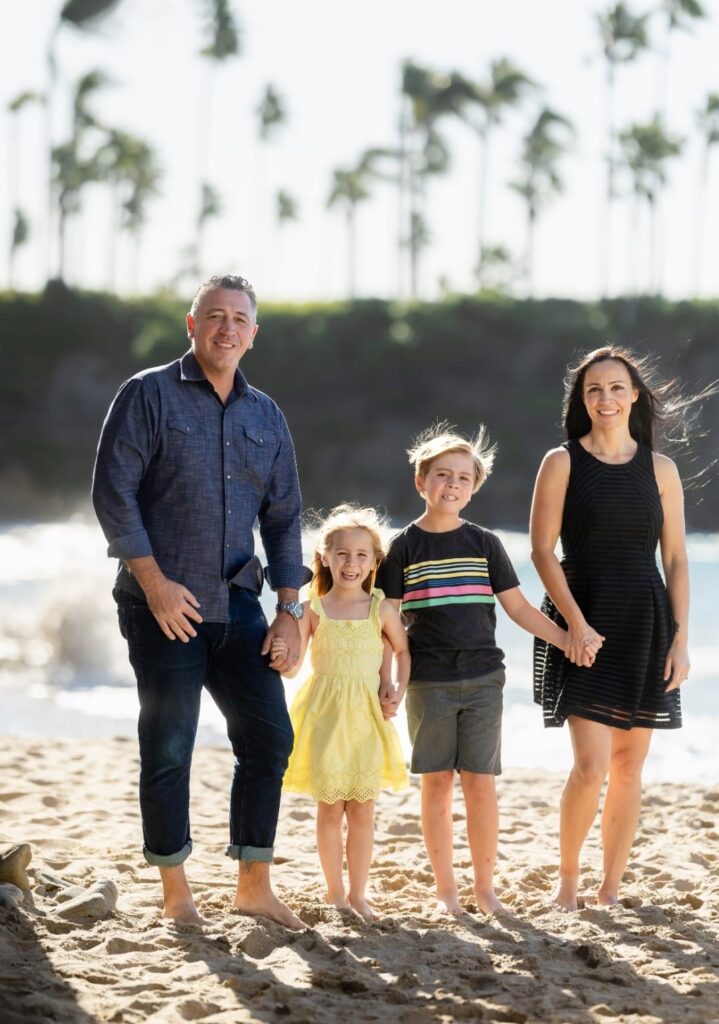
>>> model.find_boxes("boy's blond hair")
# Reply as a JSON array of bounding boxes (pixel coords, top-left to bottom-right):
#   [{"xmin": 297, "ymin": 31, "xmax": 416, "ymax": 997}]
[
  {"xmin": 408, "ymin": 422, "xmax": 496, "ymax": 494},
  {"xmin": 311, "ymin": 503, "xmax": 388, "ymax": 596}
]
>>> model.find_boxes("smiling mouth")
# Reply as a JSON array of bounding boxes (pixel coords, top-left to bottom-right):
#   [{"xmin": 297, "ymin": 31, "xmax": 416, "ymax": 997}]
[{"xmin": 341, "ymin": 571, "xmax": 360, "ymax": 580}]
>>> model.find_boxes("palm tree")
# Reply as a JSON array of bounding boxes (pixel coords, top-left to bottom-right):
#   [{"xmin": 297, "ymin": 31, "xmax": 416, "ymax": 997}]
[
  {"xmin": 596, "ymin": 2, "xmax": 650, "ymax": 296},
  {"xmin": 400, "ymin": 61, "xmax": 460, "ymax": 297},
  {"xmin": 196, "ymin": 182, "xmax": 223, "ymax": 276},
  {"xmin": 45, "ymin": 0, "xmax": 123, "ymax": 279},
  {"xmin": 694, "ymin": 92, "xmax": 719, "ymax": 294},
  {"xmin": 257, "ymin": 83, "xmax": 286, "ymax": 142},
  {"xmin": 457, "ymin": 58, "xmax": 535, "ymax": 287},
  {"xmin": 196, "ymin": 0, "xmax": 241, "ymax": 247},
  {"xmin": 7, "ymin": 91, "xmax": 44, "ymax": 286},
  {"xmin": 276, "ymin": 189, "xmax": 298, "ymax": 226},
  {"xmin": 510, "ymin": 108, "xmax": 574, "ymax": 295},
  {"xmin": 8, "ymin": 209, "xmax": 30, "ymax": 290},
  {"xmin": 327, "ymin": 161, "xmax": 373, "ymax": 298},
  {"xmin": 618, "ymin": 116, "xmax": 683, "ymax": 294},
  {"xmin": 99, "ymin": 129, "xmax": 161, "ymax": 290},
  {"xmin": 656, "ymin": 1, "xmax": 706, "ymax": 116}
]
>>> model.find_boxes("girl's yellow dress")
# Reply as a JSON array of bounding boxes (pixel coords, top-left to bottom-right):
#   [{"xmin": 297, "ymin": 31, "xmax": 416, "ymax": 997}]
[{"xmin": 283, "ymin": 588, "xmax": 408, "ymax": 803}]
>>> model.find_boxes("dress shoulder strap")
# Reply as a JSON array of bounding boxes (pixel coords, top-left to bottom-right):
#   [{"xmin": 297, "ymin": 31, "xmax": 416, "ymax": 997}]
[
  {"xmin": 309, "ymin": 594, "xmax": 326, "ymax": 619},
  {"xmin": 370, "ymin": 588, "xmax": 385, "ymax": 627}
]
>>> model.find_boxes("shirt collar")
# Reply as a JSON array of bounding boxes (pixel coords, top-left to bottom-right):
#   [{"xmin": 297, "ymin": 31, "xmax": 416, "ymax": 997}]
[{"xmin": 179, "ymin": 349, "xmax": 255, "ymax": 399}]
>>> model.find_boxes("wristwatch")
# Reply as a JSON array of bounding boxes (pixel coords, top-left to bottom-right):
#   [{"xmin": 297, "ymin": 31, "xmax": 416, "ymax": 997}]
[{"xmin": 276, "ymin": 600, "xmax": 304, "ymax": 621}]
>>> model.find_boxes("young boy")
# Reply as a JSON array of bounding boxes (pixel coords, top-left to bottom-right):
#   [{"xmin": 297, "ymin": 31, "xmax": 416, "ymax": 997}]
[{"xmin": 377, "ymin": 425, "xmax": 585, "ymax": 916}]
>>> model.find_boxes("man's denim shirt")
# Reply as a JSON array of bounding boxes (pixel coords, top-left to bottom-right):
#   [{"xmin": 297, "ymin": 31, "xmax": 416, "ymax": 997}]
[{"xmin": 92, "ymin": 350, "xmax": 310, "ymax": 622}]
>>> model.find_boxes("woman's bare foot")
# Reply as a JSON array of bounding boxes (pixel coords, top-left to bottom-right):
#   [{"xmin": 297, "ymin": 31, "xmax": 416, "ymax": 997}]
[
  {"xmin": 324, "ymin": 890, "xmax": 350, "ymax": 910},
  {"xmin": 552, "ymin": 874, "xmax": 579, "ymax": 912},
  {"xmin": 232, "ymin": 891, "xmax": 304, "ymax": 930},
  {"xmin": 597, "ymin": 886, "xmax": 620, "ymax": 906},
  {"xmin": 474, "ymin": 887, "xmax": 509, "ymax": 915},
  {"xmin": 348, "ymin": 894, "xmax": 376, "ymax": 920}
]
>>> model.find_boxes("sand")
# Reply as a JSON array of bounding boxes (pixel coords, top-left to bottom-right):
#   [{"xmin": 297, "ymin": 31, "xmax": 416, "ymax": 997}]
[{"xmin": 0, "ymin": 736, "xmax": 717, "ymax": 1024}]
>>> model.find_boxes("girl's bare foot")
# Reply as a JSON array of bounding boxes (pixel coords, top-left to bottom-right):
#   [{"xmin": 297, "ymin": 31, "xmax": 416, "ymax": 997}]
[
  {"xmin": 552, "ymin": 874, "xmax": 579, "ymax": 912},
  {"xmin": 474, "ymin": 888, "xmax": 509, "ymax": 915},
  {"xmin": 436, "ymin": 893, "xmax": 467, "ymax": 916},
  {"xmin": 348, "ymin": 894, "xmax": 376, "ymax": 920}
]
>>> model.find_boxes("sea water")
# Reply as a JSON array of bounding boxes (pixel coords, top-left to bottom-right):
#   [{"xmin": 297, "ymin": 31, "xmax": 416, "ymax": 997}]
[{"xmin": 0, "ymin": 514, "xmax": 716, "ymax": 782}]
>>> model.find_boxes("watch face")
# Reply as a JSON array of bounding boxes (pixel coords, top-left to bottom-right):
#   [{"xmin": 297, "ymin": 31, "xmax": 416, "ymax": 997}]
[{"xmin": 278, "ymin": 601, "xmax": 304, "ymax": 620}]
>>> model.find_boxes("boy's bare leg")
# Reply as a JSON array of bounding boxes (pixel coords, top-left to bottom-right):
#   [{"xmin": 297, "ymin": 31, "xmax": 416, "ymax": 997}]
[
  {"xmin": 316, "ymin": 800, "xmax": 349, "ymax": 908},
  {"xmin": 232, "ymin": 861, "xmax": 304, "ymax": 930},
  {"xmin": 598, "ymin": 727, "xmax": 652, "ymax": 905},
  {"xmin": 460, "ymin": 771, "xmax": 506, "ymax": 914},
  {"xmin": 421, "ymin": 771, "xmax": 464, "ymax": 914},
  {"xmin": 346, "ymin": 799, "xmax": 376, "ymax": 919},
  {"xmin": 554, "ymin": 717, "xmax": 611, "ymax": 911},
  {"xmin": 159, "ymin": 864, "xmax": 207, "ymax": 925}
]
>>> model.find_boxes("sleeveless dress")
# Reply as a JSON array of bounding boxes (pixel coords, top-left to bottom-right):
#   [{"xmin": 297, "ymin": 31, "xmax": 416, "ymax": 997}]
[
  {"xmin": 283, "ymin": 588, "xmax": 409, "ymax": 802},
  {"xmin": 533, "ymin": 439, "xmax": 681, "ymax": 731}
]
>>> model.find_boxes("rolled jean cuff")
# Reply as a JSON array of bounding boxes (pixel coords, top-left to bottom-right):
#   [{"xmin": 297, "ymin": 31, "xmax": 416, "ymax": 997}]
[
  {"xmin": 225, "ymin": 844, "xmax": 273, "ymax": 863},
  {"xmin": 143, "ymin": 840, "xmax": 192, "ymax": 867}
]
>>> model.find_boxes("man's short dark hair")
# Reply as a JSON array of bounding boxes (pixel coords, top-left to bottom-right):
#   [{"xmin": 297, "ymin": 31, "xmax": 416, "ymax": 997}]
[{"xmin": 190, "ymin": 275, "xmax": 258, "ymax": 319}]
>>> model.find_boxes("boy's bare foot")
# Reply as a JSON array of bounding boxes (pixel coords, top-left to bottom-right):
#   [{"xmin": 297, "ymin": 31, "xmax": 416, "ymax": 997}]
[
  {"xmin": 324, "ymin": 890, "xmax": 350, "ymax": 910},
  {"xmin": 348, "ymin": 894, "xmax": 376, "ymax": 920},
  {"xmin": 474, "ymin": 888, "xmax": 509, "ymax": 915},
  {"xmin": 552, "ymin": 874, "xmax": 579, "ymax": 912},
  {"xmin": 232, "ymin": 891, "xmax": 304, "ymax": 931},
  {"xmin": 162, "ymin": 899, "xmax": 208, "ymax": 926}
]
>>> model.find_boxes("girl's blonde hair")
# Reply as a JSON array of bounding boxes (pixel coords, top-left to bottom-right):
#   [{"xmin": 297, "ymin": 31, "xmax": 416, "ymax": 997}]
[
  {"xmin": 311, "ymin": 504, "xmax": 388, "ymax": 596},
  {"xmin": 407, "ymin": 421, "xmax": 496, "ymax": 494}
]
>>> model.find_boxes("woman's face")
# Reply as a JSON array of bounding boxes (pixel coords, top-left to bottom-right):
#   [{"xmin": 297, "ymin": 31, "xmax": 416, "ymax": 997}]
[{"xmin": 581, "ymin": 359, "xmax": 639, "ymax": 429}]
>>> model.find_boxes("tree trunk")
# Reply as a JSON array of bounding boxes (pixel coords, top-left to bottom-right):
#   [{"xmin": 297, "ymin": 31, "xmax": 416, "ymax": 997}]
[
  {"xmin": 601, "ymin": 62, "xmax": 615, "ymax": 298},
  {"xmin": 347, "ymin": 206, "xmax": 356, "ymax": 299},
  {"xmin": 476, "ymin": 127, "xmax": 490, "ymax": 289}
]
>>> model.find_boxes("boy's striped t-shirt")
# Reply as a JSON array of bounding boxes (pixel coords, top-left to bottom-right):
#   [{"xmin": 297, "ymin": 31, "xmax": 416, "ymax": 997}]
[
  {"xmin": 376, "ymin": 521, "xmax": 520, "ymax": 682},
  {"xmin": 402, "ymin": 556, "xmax": 495, "ymax": 609}
]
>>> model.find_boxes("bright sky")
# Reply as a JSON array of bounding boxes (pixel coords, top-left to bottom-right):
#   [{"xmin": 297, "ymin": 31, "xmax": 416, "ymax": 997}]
[{"xmin": 2, "ymin": 0, "xmax": 719, "ymax": 302}]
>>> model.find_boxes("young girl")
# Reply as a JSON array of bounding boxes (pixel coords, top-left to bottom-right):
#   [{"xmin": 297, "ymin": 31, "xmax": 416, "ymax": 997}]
[{"xmin": 278, "ymin": 504, "xmax": 410, "ymax": 920}]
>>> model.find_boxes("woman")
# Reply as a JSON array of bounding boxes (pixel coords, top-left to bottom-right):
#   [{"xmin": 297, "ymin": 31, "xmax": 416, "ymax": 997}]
[{"xmin": 531, "ymin": 346, "xmax": 689, "ymax": 911}]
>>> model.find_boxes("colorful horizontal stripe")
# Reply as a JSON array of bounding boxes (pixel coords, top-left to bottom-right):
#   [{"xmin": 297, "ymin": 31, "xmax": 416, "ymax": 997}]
[{"xmin": 402, "ymin": 557, "xmax": 495, "ymax": 609}]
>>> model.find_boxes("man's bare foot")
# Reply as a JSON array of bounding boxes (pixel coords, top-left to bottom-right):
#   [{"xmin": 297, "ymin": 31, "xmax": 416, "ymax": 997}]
[
  {"xmin": 552, "ymin": 875, "xmax": 579, "ymax": 912},
  {"xmin": 348, "ymin": 894, "xmax": 376, "ymax": 920},
  {"xmin": 232, "ymin": 891, "xmax": 304, "ymax": 931},
  {"xmin": 324, "ymin": 890, "xmax": 350, "ymax": 910},
  {"xmin": 162, "ymin": 901, "xmax": 208, "ymax": 926},
  {"xmin": 474, "ymin": 888, "xmax": 509, "ymax": 915}
]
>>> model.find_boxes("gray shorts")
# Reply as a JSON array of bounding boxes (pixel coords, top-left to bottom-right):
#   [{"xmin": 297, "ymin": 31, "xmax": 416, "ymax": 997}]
[{"xmin": 405, "ymin": 668, "xmax": 505, "ymax": 776}]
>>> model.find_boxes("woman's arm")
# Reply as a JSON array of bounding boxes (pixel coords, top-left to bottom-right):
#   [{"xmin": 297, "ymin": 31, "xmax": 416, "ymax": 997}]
[
  {"xmin": 275, "ymin": 602, "xmax": 314, "ymax": 678},
  {"xmin": 530, "ymin": 448, "xmax": 604, "ymax": 665},
  {"xmin": 380, "ymin": 600, "xmax": 411, "ymax": 708},
  {"xmin": 654, "ymin": 454, "xmax": 690, "ymax": 690}
]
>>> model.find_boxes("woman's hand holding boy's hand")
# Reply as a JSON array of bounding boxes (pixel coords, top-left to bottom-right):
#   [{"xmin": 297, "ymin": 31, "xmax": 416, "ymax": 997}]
[{"xmin": 565, "ymin": 620, "xmax": 604, "ymax": 667}]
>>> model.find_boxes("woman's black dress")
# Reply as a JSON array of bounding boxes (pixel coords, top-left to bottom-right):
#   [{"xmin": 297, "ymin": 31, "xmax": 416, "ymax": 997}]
[{"xmin": 533, "ymin": 439, "xmax": 681, "ymax": 730}]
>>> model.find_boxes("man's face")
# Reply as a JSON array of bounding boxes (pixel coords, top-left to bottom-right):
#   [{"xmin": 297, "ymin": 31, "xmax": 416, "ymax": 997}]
[{"xmin": 186, "ymin": 288, "xmax": 258, "ymax": 381}]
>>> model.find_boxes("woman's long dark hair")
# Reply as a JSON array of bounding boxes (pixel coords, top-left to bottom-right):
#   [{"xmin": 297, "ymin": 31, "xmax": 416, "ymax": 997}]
[{"xmin": 563, "ymin": 346, "xmax": 668, "ymax": 449}]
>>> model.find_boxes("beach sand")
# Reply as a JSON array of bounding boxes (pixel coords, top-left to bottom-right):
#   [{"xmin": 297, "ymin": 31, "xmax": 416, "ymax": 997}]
[{"xmin": 0, "ymin": 736, "xmax": 717, "ymax": 1024}]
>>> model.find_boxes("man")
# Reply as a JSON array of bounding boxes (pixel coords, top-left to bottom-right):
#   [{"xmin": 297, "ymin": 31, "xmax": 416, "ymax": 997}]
[{"xmin": 93, "ymin": 274, "xmax": 308, "ymax": 929}]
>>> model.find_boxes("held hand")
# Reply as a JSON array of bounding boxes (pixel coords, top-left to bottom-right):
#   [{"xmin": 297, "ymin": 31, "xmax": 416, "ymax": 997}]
[
  {"xmin": 565, "ymin": 622, "xmax": 605, "ymax": 666},
  {"xmin": 664, "ymin": 639, "xmax": 690, "ymax": 692},
  {"xmin": 144, "ymin": 576, "xmax": 203, "ymax": 642},
  {"xmin": 379, "ymin": 682, "xmax": 398, "ymax": 720},
  {"xmin": 261, "ymin": 614, "xmax": 301, "ymax": 674}
]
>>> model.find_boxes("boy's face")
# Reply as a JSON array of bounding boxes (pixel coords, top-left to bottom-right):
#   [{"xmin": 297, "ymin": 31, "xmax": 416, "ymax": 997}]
[{"xmin": 416, "ymin": 451, "xmax": 476, "ymax": 517}]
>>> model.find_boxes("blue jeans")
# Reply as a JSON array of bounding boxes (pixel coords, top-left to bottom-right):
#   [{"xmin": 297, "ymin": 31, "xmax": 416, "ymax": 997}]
[{"xmin": 115, "ymin": 586, "xmax": 293, "ymax": 867}]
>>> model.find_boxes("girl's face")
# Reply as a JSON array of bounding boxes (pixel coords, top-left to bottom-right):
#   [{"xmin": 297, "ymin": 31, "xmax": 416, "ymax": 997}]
[
  {"xmin": 322, "ymin": 528, "xmax": 376, "ymax": 592},
  {"xmin": 582, "ymin": 359, "xmax": 638, "ymax": 428}
]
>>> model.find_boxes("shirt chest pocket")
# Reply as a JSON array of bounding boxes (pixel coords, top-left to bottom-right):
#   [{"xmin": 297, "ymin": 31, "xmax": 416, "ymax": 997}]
[
  {"xmin": 166, "ymin": 417, "xmax": 207, "ymax": 460},
  {"xmin": 244, "ymin": 426, "xmax": 277, "ymax": 483}
]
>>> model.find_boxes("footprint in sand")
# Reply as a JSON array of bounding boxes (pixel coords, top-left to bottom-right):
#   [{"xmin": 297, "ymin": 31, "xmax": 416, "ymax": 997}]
[{"xmin": 239, "ymin": 926, "xmax": 286, "ymax": 959}]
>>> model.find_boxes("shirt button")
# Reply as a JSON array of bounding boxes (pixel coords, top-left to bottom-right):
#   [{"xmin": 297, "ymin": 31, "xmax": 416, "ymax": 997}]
[
  {"xmin": 226, "ymin": 544, "xmax": 230, "ymax": 549},
  {"xmin": 227, "ymin": 509, "xmax": 231, "ymax": 514},
  {"xmin": 258, "ymin": 438, "xmax": 263, "ymax": 444},
  {"xmin": 226, "ymin": 441, "xmax": 230, "ymax": 446},
  {"xmin": 226, "ymin": 474, "xmax": 231, "ymax": 479}
]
